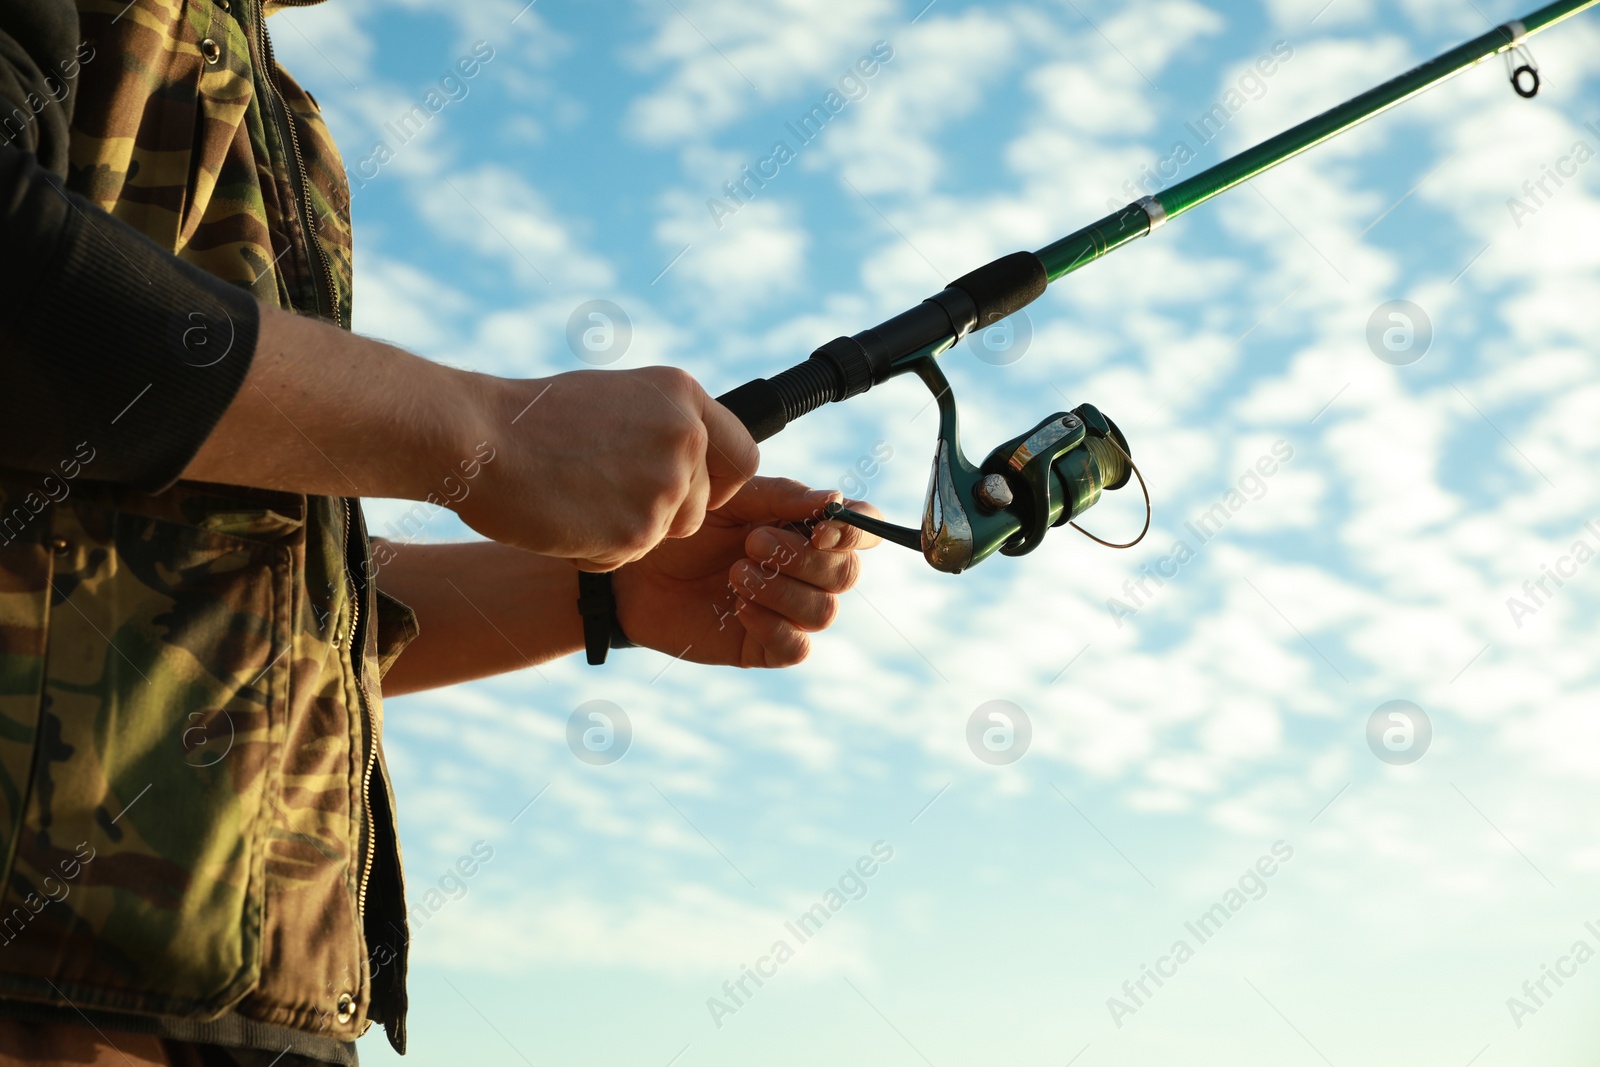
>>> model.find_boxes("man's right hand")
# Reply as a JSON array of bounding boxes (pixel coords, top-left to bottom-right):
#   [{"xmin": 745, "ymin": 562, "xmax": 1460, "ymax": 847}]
[
  {"xmin": 182, "ymin": 305, "xmax": 759, "ymax": 567},
  {"xmin": 461, "ymin": 366, "xmax": 758, "ymax": 569}
]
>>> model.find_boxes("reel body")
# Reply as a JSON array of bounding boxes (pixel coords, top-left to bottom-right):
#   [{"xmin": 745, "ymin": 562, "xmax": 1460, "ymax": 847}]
[{"xmin": 823, "ymin": 353, "xmax": 1134, "ymax": 574}]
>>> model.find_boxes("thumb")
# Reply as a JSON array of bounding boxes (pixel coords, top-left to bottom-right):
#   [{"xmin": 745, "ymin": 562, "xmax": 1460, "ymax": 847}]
[
  {"xmin": 715, "ymin": 476, "xmax": 840, "ymax": 524},
  {"xmin": 700, "ymin": 392, "xmax": 760, "ymax": 509}
]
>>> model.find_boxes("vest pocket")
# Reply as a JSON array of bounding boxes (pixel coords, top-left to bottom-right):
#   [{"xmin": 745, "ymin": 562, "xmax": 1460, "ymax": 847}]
[
  {"xmin": 70, "ymin": 2, "xmax": 205, "ymax": 247},
  {"xmin": 186, "ymin": 0, "xmax": 258, "ymax": 249},
  {"xmin": 0, "ymin": 497, "xmax": 291, "ymax": 1017},
  {"xmin": 0, "ymin": 533, "xmax": 53, "ymax": 905}
]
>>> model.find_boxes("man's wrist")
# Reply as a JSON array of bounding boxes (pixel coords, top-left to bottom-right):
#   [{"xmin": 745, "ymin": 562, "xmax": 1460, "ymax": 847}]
[
  {"xmin": 393, "ymin": 363, "xmax": 509, "ymax": 504},
  {"xmin": 577, "ymin": 570, "xmax": 634, "ymax": 664}
]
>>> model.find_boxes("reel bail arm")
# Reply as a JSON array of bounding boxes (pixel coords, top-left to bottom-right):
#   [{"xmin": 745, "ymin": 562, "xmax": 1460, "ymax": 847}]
[{"xmin": 823, "ymin": 356, "xmax": 1137, "ymax": 574}]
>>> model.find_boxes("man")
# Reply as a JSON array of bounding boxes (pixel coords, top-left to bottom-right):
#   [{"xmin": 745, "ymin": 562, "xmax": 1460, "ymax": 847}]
[{"xmin": 0, "ymin": 1, "xmax": 878, "ymax": 1063}]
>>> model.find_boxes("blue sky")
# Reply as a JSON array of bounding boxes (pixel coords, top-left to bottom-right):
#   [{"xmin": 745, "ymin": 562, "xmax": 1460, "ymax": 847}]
[{"xmin": 269, "ymin": 0, "xmax": 1600, "ymax": 1063}]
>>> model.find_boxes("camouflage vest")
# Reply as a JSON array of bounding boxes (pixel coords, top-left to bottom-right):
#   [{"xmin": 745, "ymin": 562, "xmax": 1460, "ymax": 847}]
[{"xmin": 0, "ymin": 0, "xmax": 416, "ymax": 1052}]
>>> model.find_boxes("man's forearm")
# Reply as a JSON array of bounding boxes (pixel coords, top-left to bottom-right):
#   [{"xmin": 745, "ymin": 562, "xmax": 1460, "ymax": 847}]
[
  {"xmin": 180, "ymin": 303, "xmax": 760, "ymax": 569},
  {"xmin": 375, "ymin": 541, "xmax": 583, "ymax": 696},
  {"xmin": 181, "ymin": 304, "xmax": 495, "ymax": 502}
]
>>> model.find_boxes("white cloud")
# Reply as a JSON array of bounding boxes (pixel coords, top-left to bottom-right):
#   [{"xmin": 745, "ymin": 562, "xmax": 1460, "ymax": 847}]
[
  {"xmin": 1221, "ymin": 36, "xmax": 1418, "ymax": 157},
  {"xmin": 654, "ymin": 192, "xmax": 810, "ymax": 311},
  {"xmin": 412, "ymin": 164, "xmax": 614, "ymax": 291},
  {"xmin": 353, "ymin": 253, "xmax": 473, "ymax": 352},
  {"xmin": 1261, "ymin": 0, "xmax": 1375, "ymax": 30},
  {"xmin": 810, "ymin": 10, "xmax": 1021, "ymax": 198},
  {"xmin": 414, "ymin": 880, "xmax": 879, "ymax": 978},
  {"xmin": 622, "ymin": 0, "xmax": 898, "ymax": 146}
]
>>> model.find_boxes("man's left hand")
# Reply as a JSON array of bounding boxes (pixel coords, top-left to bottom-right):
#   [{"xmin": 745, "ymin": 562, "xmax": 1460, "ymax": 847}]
[{"xmin": 612, "ymin": 477, "xmax": 883, "ymax": 668}]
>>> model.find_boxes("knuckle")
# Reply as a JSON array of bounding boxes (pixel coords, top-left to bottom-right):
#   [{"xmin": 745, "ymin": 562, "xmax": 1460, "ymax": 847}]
[
  {"xmin": 676, "ymin": 423, "xmax": 707, "ymax": 458},
  {"xmin": 649, "ymin": 416, "xmax": 700, "ymax": 460},
  {"xmin": 814, "ymin": 594, "xmax": 841, "ymax": 630},
  {"xmin": 644, "ymin": 468, "xmax": 686, "ymax": 509},
  {"xmin": 626, "ymin": 510, "xmax": 669, "ymax": 556},
  {"xmin": 649, "ymin": 365, "xmax": 697, "ymax": 397},
  {"xmin": 829, "ymin": 552, "xmax": 862, "ymax": 593},
  {"xmin": 620, "ymin": 532, "xmax": 651, "ymax": 560},
  {"xmin": 649, "ymin": 498, "xmax": 679, "ymax": 536},
  {"xmin": 771, "ymin": 476, "xmax": 812, "ymax": 497}
]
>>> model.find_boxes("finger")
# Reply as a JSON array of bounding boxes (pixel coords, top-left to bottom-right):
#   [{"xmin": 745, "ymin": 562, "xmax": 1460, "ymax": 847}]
[
  {"xmin": 715, "ymin": 476, "xmax": 840, "ymax": 525},
  {"xmin": 730, "ymin": 558, "xmax": 842, "ymax": 632},
  {"xmin": 810, "ymin": 520, "xmax": 879, "ymax": 552},
  {"xmin": 744, "ymin": 527, "xmax": 862, "ymax": 594},
  {"xmin": 809, "ymin": 497, "xmax": 885, "ymax": 552},
  {"xmin": 666, "ymin": 453, "xmax": 712, "ymax": 539},
  {"xmin": 700, "ymin": 392, "xmax": 760, "ymax": 509},
  {"xmin": 733, "ymin": 600, "xmax": 811, "ymax": 668}
]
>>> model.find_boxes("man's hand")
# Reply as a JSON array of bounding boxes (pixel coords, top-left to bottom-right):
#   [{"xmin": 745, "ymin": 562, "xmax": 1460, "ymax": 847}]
[
  {"xmin": 461, "ymin": 367, "xmax": 758, "ymax": 570},
  {"xmin": 183, "ymin": 306, "xmax": 759, "ymax": 569},
  {"xmin": 375, "ymin": 478, "xmax": 883, "ymax": 694},
  {"xmin": 611, "ymin": 477, "xmax": 884, "ymax": 668}
]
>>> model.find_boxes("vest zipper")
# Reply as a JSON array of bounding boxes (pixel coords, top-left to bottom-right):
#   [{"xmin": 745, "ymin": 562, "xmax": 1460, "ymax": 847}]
[
  {"xmin": 251, "ymin": 2, "xmax": 340, "ymax": 324},
  {"xmin": 342, "ymin": 500, "xmax": 379, "ymax": 922}
]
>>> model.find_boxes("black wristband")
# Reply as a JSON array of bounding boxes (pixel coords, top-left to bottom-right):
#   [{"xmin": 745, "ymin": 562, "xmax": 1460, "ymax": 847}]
[{"xmin": 576, "ymin": 571, "xmax": 634, "ymax": 665}]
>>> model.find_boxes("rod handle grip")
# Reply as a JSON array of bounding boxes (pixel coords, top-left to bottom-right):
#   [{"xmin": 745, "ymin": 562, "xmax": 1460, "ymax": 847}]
[
  {"xmin": 716, "ymin": 379, "xmax": 788, "ymax": 443},
  {"xmin": 716, "ymin": 356, "xmax": 846, "ymax": 443}
]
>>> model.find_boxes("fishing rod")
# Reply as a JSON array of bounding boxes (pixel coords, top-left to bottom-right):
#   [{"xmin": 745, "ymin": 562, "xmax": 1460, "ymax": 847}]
[{"xmin": 716, "ymin": 0, "xmax": 1596, "ymax": 573}]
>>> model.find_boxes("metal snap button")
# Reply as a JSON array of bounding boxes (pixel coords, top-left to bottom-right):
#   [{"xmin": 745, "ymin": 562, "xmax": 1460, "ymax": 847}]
[
  {"xmin": 336, "ymin": 992, "xmax": 355, "ymax": 1024},
  {"xmin": 218, "ymin": 0, "xmax": 231, "ymax": 9},
  {"xmin": 49, "ymin": 536, "xmax": 70, "ymax": 555},
  {"xmin": 200, "ymin": 38, "xmax": 222, "ymax": 64}
]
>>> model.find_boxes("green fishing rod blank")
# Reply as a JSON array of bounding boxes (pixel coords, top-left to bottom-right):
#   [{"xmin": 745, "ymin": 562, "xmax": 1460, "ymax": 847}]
[{"xmin": 1036, "ymin": 0, "xmax": 1600, "ymax": 282}]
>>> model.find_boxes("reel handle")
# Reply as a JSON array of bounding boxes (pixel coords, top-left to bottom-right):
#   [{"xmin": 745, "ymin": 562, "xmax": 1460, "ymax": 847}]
[{"xmin": 821, "ymin": 501, "xmax": 921, "ymax": 552}]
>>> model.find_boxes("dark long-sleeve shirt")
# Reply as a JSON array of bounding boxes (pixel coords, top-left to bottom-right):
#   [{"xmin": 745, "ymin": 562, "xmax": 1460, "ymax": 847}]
[{"xmin": 0, "ymin": 0, "xmax": 259, "ymax": 493}]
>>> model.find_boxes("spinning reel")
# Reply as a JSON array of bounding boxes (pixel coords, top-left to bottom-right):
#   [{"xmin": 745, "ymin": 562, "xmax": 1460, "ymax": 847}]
[
  {"xmin": 718, "ymin": 251, "xmax": 1146, "ymax": 574},
  {"xmin": 822, "ymin": 355, "xmax": 1144, "ymax": 574}
]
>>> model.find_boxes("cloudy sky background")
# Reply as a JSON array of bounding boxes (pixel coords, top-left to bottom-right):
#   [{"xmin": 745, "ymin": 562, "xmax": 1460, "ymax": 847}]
[{"xmin": 269, "ymin": 0, "xmax": 1600, "ymax": 1063}]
